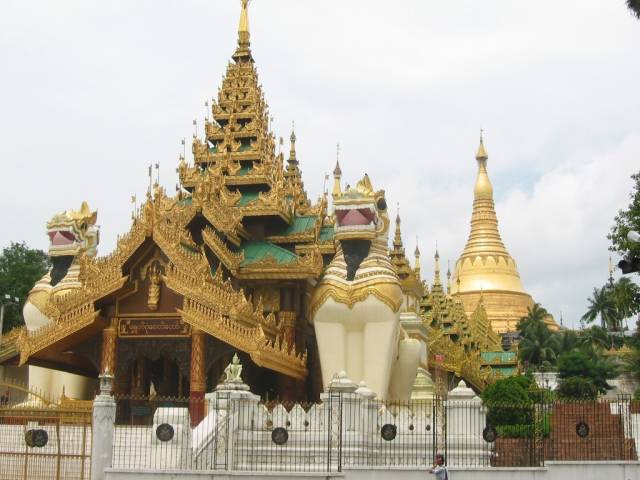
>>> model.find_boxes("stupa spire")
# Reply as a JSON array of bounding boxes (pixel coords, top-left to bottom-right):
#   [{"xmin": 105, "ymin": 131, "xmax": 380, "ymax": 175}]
[
  {"xmin": 456, "ymin": 133, "xmax": 521, "ymax": 281},
  {"xmin": 393, "ymin": 209, "xmax": 405, "ymax": 255},
  {"xmin": 233, "ymin": 0, "xmax": 252, "ymax": 61},
  {"xmin": 449, "ymin": 132, "xmax": 551, "ymax": 335},
  {"xmin": 432, "ymin": 246, "xmax": 443, "ymax": 293},
  {"xmin": 414, "ymin": 239, "xmax": 421, "ymax": 279},
  {"xmin": 288, "ymin": 123, "xmax": 298, "ymax": 167},
  {"xmin": 332, "ymin": 144, "xmax": 342, "ymax": 199}
]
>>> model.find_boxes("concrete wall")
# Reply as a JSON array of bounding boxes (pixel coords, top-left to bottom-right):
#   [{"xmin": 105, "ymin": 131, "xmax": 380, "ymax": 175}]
[{"xmin": 105, "ymin": 462, "xmax": 640, "ymax": 480}]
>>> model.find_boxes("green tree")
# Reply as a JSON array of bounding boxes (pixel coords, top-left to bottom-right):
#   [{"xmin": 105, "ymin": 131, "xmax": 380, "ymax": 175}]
[
  {"xmin": 517, "ymin": 304, "xmax": 558, "ymax": 370},
  {"xmin": 610, "ymin": 277, "xmax": 640, "ymax": 321},
  {"xmin": 481, "ymin": 375, "xmax": 535, "ymax": 426},
  {"xmin": 0, "ymin": 242, "xmax": 50, "ymax": 332},
  {"xmin": 608, "ymin": 171, "xmax": 640, "ymax": 261},
  {"xmin": 556, "ymin": 376, "xmax": 598, "ymax": 400},
  {"xmin": 628, "ymin": 0, "xmax": 640, "ymax": 19},
  {"xmin": 554, "ymin": 329, "xmax": 579, "ymax": 355},
  {"xmin": 557, "ymin": 350, "xmax": 617, "ymax": 394},
  {"xmin": 578, "ymin": 325, "xmax": 613, "ymax": 354},
  {"xmin": 582, "ymin": 286, "xmax": 621, "ymax": 331}
]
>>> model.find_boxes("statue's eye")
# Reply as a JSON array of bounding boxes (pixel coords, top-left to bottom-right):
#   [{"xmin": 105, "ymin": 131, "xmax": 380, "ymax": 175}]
[
  {"xmin": 376, "ymin": 198, "xmax": 387, "ymax": 211},
  {"xmin": 80, "ymin": 222, "xmax": 87, "ymax": 231}
]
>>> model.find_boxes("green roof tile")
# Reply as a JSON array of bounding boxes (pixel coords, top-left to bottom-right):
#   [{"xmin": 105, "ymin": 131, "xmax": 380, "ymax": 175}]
[
  {"xmin": 272, "ymin": 216, "xmax": 316, "ymax": 237},
  {"xmin": 481, "ymin": 351, "xmax": 517, "ymax": 363},
  {"xmin": 238, "ymin": 165, "xmax": 252, "ymax": 176},
  {"xmin": 238, "ymin": 190, "xmax": 259, "ymax": 206},
  {"xmin": 319, "ymin": 225, "xmax": 334, "ymax": 242},
  {"xmin": 241, "ymin": 241, "xmax": 298, "ymax": 266}
]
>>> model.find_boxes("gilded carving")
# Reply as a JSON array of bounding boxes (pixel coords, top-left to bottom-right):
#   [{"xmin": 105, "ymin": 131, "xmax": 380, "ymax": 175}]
[{"xmin": 146, "ymin": 262, "xmax": 163, "ymax": 311}]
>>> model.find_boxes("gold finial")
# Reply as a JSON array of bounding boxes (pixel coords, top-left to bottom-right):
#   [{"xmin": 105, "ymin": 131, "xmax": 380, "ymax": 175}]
[
  {"xmin": 393, "ymin": 207, "xmax": 403, "ymax": 251},
  {"xmin": 332, "ymin": 147, "xmax": 342, "ymax": 199},
  {"xmin": 432, "ymin": 244, "xmax": 443, "ymax": 291},
  {"xmin": 414, "ymin": 236, "xmax": 421, "ymax": 278},
  {"xmin": 238, "ymin": 0, "xmax": 250, "ymax": 46},
  {"xmin": 476, "ymin": 129, "xmax": 488, "ymax": 160},
  {"xmin": 288, "ymin": 121, "xmax": 297, "ymax": 165}
]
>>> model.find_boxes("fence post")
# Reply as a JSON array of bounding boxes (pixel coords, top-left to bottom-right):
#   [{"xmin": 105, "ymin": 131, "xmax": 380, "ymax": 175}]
[{"xmin": 91, "ymin": 373, "xmax": 116, "ymax": 480}]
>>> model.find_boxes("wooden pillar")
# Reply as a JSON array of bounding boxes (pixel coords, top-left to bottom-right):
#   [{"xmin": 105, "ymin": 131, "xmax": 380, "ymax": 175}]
[
  {"xmin": 189, "ymin": 329, "xmax": 206, "ymax": 427},
  {"xmin": 100, "ymin": 323, "xmax": 118, "ymax": 376}
]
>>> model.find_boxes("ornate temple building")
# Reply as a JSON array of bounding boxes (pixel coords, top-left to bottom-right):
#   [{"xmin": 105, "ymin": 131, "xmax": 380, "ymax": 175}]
[
  {"xmin": 450, "ymin": 138, "xmax": 559, "ymax": 334},
  {"xmin": 0, "ymin": 1, "xmax": 541, "ymax": 409}
]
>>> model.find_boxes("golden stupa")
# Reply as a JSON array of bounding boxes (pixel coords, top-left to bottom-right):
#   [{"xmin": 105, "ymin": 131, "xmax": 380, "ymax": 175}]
[{"xmin": 451, "ymin": 135, "xmax": 559, "ymax": 334}]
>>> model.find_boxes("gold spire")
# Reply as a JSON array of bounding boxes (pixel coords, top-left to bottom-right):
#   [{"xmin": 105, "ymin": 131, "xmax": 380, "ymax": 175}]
[
  {"xmin": 332, "ymin": 144, "xmax": 342, "ymax": 198},
  {"xmin": 452, "ymin": 134, "xmax": 524, "ymax": 293},
  {"xmin": 288, "ymin": 123, "xmax": 298, "ymax": 166},
  {"xmin": 393, "ymin": 210, "xmax": 404, "ymax": 254},
  {"xmin": 476, "ymin": 130, "xmax": 488, "ymax": 160},
  {"xmin": 234, "ymin": 0, "xmax": 252, "ymax": 61},
  {"xmin": 414, "ymin": 238, "xmax": 421, "ymax": 279},
  {"xmin": 432, "ymin": 247, "xmax": 443, "ymax": 293},
  {"xmin": 238, "ymin": 0, "xmax": 250, "ymax": 45},
  {"xmin": 449, "ymin": 134, "xmax": 556, "ymax": 335}
]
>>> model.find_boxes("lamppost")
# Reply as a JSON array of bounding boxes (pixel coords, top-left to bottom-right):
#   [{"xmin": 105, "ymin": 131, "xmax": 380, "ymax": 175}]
[{"xmin": 0, "ymin": 294, "xmax": 20, "ymax": 347}]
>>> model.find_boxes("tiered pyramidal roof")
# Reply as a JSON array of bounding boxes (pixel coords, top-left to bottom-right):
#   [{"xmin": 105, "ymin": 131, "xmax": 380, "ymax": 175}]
[{"xmin": 179, "ymin": 0, "xmax": 314, "ymax": 224}]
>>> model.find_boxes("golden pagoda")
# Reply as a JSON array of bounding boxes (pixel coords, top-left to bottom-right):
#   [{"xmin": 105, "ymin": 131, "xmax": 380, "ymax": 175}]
[
  {"xmin": 1, "ymin": 0, "xmax": 336, "ymax": 420},
  {"xmin": 451, "ymin": 135, "xmax": 558, "ymax": 333}
]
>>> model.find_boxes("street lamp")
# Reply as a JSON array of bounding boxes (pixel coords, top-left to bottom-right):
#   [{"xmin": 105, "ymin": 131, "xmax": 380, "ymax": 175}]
[{"xmin": 0, "ymin": 294, "xmax": 20, "ymax": 347}]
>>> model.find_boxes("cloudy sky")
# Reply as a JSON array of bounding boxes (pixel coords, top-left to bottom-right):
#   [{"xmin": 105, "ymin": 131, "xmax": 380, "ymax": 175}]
[{"xmin": 1, "ymin": 0, "xmax": 639, "ymax": 329}]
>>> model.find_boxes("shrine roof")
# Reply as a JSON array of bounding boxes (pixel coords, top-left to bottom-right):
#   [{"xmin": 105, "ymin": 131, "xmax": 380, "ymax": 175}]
[
  {"xmin": 240, "ymin": 240, "xmax": 298, "ymax": 266},
  {"xmin": 238, "ymin": 165, "xmax": 252, "ymax": 176},
  {"xmin": 238, "ymin": 191, "xmax": 259, "ymax": 206},
  {"xmin": 272, "ymin": 215, "xmax": 316, "ymax": 237},
  {"xmin": 481, "ymin": 351, "xmax": 517, "ymax": 363},
  {"xmin": 319, "ymin": 225, "xmax": 334, "ymax": 242},
  {"xmin": 490, "ymin": 366, "xmax": 517, "ymax": 377}
]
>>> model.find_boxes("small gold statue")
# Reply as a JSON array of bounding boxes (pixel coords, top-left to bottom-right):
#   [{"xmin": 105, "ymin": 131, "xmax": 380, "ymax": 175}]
[{"xmin": 147, "ymin": 263, "xmax": 162, "ymax": 311}]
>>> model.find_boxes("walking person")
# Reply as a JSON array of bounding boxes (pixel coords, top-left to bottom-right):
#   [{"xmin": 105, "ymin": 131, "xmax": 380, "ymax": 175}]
[{"xmin": 428, "ymin": 453, "xmax": 448, "ymax": 480}]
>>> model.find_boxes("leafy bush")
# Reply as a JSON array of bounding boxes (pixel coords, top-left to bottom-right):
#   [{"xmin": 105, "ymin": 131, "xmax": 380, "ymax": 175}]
[
  {"xmin": 495, "ymin": 414, "xmax": 551, "ymax": 439},
  {"xmin": 481, "ymin": 376, "xmax": 534, "ymax": 427},
  {"xmin": 556, "ymin": 376, "xmax": 598, "ymax": 400}
]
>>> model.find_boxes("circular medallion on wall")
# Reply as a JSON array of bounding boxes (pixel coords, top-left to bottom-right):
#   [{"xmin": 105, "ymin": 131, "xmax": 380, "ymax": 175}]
[
  {"xmin": 25, "ymin": 429, "xmax": 48, "ymax": 448},
  {"xmin": 576, "ymin": 421, "xmax": 589, "ymax": 438},
  {"xmin": 156, "ymin": 423, "xmax": 175, "ymax": 442},
  {"xmin": 271, "ymin": 427, "xmax": 289, "ymax": 445},
  {"xmin": 381, "ymin": 424, "xmax": 397, "ymax": 441},
  {"xmin": 482, "ymin": 426, "xmax": 498, "ymax": 443}
]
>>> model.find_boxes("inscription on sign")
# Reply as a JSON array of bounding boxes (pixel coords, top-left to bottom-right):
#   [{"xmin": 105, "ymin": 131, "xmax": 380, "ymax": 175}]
[{"xmin": 118, "ymin": 318, "xmax": 191, "ymax": 338}]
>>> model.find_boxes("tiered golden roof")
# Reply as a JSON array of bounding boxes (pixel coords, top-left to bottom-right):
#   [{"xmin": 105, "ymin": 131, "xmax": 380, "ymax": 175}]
[
  {"xmin": 421, "ymin": 249, "xmax": 516, "ymax": 390},
  {"xmin": 389, "ymin": 213, "xmax": 424, "ymax": 299},
  {"xmin": 1, "ymin": 0, "xmax": 339, "ymax": 382}
]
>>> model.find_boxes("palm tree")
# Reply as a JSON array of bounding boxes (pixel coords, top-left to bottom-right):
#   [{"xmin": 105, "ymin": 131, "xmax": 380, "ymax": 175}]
[
  {"xmin": 578, "ymin": 325, "xmax": 613, "ymax": 355},
  {"xmin": 517, "ymin": 303, "xmax": 557, "ymax": 370},
  {"xmin": 628, "ymin": 0, "xmax": 640, "ymax": 18},
  {"xmin": 518, "ymin": 329, "xmax": 558, "ymax": 370},
  {"xmin": 582, "ymin": 286, "xmax": 621, "ymax": 331},
  {"xmin": 610, "ymin": 277, "xmax": 640, "ymax": 323},
  {"xmin": 555, "ymin": 330, "xmax": 579, "ymax": 355},
  {"xmin": 517, "ymin": 303, "xmax": 550, "ymax": 334}
]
